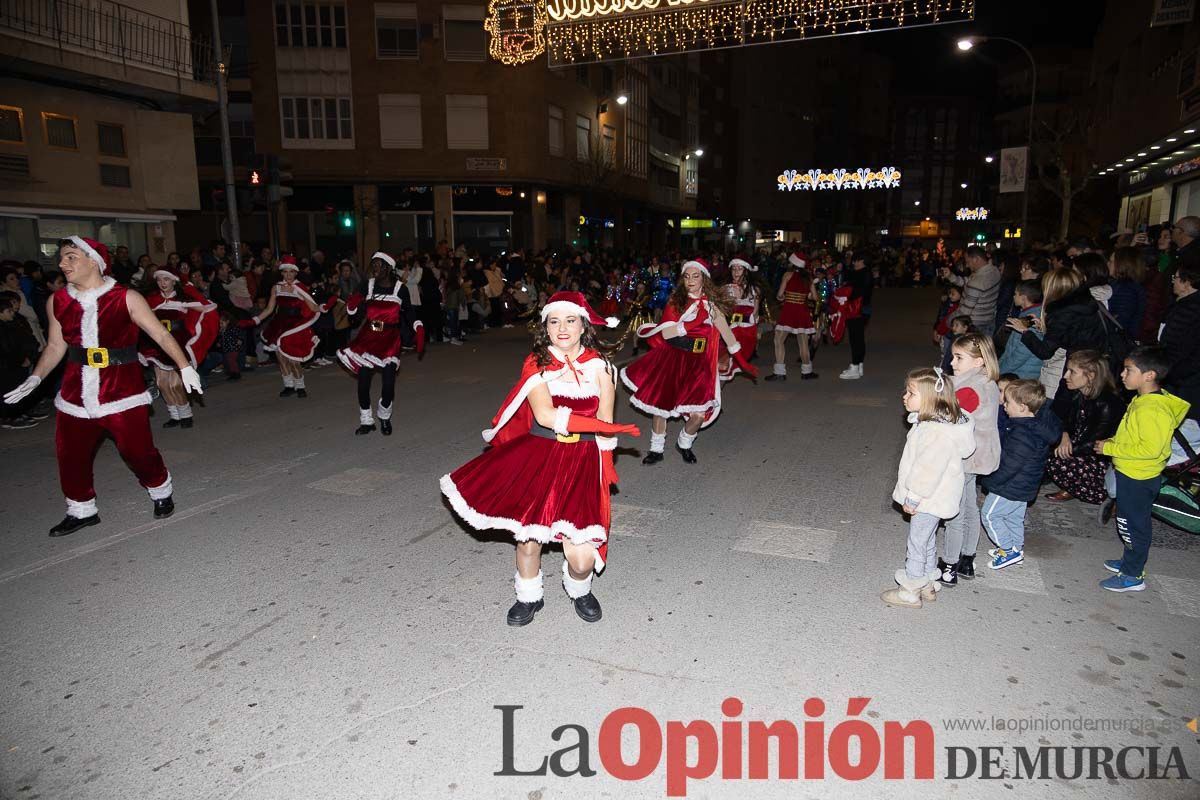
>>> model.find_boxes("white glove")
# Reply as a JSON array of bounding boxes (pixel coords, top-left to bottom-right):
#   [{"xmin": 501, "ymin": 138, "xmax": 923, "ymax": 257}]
[
  {"xmin": 180, "ymin": 366, "xmax": 203, "ymax": 395},
  {"xmin": 675, "ymin": 321, "xmax": 688, "ymax": 338},
  {"xmin": 727, "ymin": 341, "xmax": 742, "ymax": 355},
  {"xmin": 3, "ymin": 375, "xmax": 41, "ymax": 405}
]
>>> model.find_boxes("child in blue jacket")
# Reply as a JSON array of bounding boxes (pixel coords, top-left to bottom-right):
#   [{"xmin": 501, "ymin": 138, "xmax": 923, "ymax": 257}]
[{"xmin": 998, "ymin": 279, "xmax": 1044, "ymax": 379}]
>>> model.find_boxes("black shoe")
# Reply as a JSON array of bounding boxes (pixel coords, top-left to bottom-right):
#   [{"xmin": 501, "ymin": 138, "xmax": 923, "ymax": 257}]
[
  {"xmin": 506, "ymin": 599, "xmax": 544, "ymax": 626},
  {"xmin": 642, "ymin": 451, "xmax": 664, "ymax": 465},
  {"xmin": 380, "ymin": 419, "xmax": 392, "ymax": 436},
  {"xmin": 179, "ymin": 418, "xmax": 193, "ymax": 429},
  {"xmin": 956, "ymin": 554, "xmax": 976, "ymax": 580},
  {"xmin": 764, "ymin": 373, "xmax": 786, "ymax": 381},
  {"xmin": 153, "ymin": 496, "xmax": 175, "ymax": 519},
  {"xmin": 572, "ymin": 592, "xmax": 603, "ymax": 623},
  {"xmin": 677, "ymin": 445, "xmax": 697, "ymax": 464},
  {"xmin": 162, "ymin": 418, "xmax": 180, "ymax": 428},
  {"xmin": 226, "ymin": 373, "xmax": 241, "ymax": 381},
  {"xmin": 1099, "ymin": 498, "xmax": 1116, "ymax": 525},
  {"xmin": 296, "ymin": 389, "xmax": 307, "ymax": 398},
  {"xmin": 800, "ymin": 372, "xmax": 820, "ymax": 380},
  {"xmin": 49, "ymin": 514, "xmax": 101, "ymax": 537},
  {"xmin": 279, "ymin": 387, "xmax": 296, "ymax": 397},
  {"xmin": 936, "ymin": 557, "xmax": 958, "ymax": 587},
  {"xmin": 354, "ymin": 424, "xmax": 375, "ymax": 436}
]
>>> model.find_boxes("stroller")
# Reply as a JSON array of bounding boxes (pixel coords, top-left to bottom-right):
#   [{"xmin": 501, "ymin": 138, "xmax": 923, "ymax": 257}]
[{"xmin": 1152, "ymin": 432, "xmax": 1200, "ymax": 534}]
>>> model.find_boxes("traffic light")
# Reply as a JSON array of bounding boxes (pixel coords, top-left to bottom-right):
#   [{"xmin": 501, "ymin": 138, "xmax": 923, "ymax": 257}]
[
  {"xmin": 341, "ymin": 213, "xmax": 354, "ymax": 230},
  {"xmin": 250, "ymin": 169, "xmax": 261, "ymax": 186},
  {"xmin": 975, "ymin": 232, "xmax": 985, "ymax": 241}
]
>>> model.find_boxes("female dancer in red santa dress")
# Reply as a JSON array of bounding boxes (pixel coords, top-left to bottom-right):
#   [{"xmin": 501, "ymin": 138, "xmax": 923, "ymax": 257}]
[
  {"xmin": 621, "ymin": 259, "xmax": 756, "ymax": 465},
  {"xmin": 718, "ymin": 256, "xmax": 761, "ymax": 382},
  {"xmin": 440, "ymin": 292, "xmax": 640, "ymax": 627},
  {"xmin": 336, "ymin": 251, "xmax": 425, "ymax": 436},
  {"xmin": 243, "ymin": 256, "xmax": 325, "ymax": 398},
  {"xmin": 138, "ymin": 266, "xmax": 216, "ymax": 429},
  {"xmin": 765, "ymin": 251, "xmax": 820, "ymax": 382}
]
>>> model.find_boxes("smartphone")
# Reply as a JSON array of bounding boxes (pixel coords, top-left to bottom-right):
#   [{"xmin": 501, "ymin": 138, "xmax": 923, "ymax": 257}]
[{"xmin": 1137, "ymin": 222, "xmax": 1147, "ymax": 234}]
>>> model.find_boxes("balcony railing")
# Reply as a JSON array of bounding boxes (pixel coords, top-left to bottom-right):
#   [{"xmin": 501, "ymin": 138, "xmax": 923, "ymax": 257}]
[{"xmin": 1, "ymin": 0, "xmax": 215, "ymax": 84}]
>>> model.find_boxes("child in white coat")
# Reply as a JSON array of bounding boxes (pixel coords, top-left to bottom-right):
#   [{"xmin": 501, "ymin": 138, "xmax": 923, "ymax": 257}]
[{"xmin": 884, "ymin": 367, "xmax": 978, "ymax": 608}]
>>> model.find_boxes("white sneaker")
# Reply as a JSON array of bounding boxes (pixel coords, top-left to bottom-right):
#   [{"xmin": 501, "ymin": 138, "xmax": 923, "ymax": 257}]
[
  {"xmin": 449, "ymin": 338, "xmax": 464, "ymax": 346},
  {"xmin": 839, "ymin": 364, "xmax": 862, "ymax": 380}
]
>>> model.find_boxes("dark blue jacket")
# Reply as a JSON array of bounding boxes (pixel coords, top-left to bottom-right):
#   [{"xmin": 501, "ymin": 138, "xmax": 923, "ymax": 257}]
[
  {"xmin": 981, "ymin": 404, "xmax": 1062, "ymax": 503},
  {"xmin": 1108, "ymin": 279, "xmax": 1146, "ymax": 338}
]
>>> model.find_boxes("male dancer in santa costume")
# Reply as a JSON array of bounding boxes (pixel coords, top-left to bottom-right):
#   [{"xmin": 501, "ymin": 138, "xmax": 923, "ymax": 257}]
[{"xmin": 3, "ymin": 238, "xmax": 201, "ymax": 536}]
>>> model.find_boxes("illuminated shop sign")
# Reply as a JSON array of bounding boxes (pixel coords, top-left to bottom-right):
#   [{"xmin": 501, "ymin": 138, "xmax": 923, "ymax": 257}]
[
  {"xmin": 955, "ymin": 207, "xmax": 989, "ymax": 221},
  {"xmin": 777, "ymin": 167, "xmax": 901, "ymax": 191},
  {"xmin": 679, "ymin": 218, "xmax": 717, "ymax": 229}
]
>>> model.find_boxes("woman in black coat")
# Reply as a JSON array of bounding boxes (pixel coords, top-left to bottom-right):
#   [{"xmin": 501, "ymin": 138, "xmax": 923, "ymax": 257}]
[
  {"xmin": 1006, "ymin": 267, "xmax": 1107, "ymax": 394},
  {"xmin": 1044, "ymin": 350, "xmax": 1125, "ymax": 504}
]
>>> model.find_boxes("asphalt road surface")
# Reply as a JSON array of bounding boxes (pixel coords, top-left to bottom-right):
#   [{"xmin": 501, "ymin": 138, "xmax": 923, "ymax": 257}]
[{"xmin": 2, "ymin": 288, "xmax": 1197, "ymax": 799}]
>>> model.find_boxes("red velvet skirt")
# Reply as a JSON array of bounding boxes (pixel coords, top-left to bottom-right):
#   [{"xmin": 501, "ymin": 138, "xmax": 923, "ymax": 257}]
[
  {"xmin": 719, "ymin": 325, "xmax": 758, "ymax": 380},
  {"xmin": 336, "ymin": 328, "xmax": 402, "ymax": 375},
  {"xmin": 621, "ymin": 344, "xmax": 717, "ymax": 418},
  {"xmin": 776, "ymin": 302, "xmax": 815, "ymax": 333},
  {"xmin": 261, "ymin": 312, "xmax": 319, "ymax": 361},
  {"xmin": 441, "ymin": 434, "xmax": 607, "ymax": 546}
]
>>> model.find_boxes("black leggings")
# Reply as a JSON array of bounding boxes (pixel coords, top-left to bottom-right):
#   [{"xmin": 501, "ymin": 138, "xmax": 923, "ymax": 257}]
[
  {"xmin": 849, "ymin": 317, "xmax": 868, "ymax": 364},
  {"xmin": 357, "ymin": 365, "xmax": 397, "ymax": 410}
]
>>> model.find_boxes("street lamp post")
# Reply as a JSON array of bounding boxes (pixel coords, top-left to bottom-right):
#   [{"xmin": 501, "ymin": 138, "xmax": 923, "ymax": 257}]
[{"xmin": 958, "ymin": 36, "xmax": 1037, "ymax": 241}]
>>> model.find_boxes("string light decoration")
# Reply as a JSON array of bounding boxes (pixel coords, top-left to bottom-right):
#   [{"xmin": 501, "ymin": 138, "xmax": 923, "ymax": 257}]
[
  {"xmin": 526, "ymin": 0, "xmax": 974, "ymax": 65},
  {"xmin": 955, "ymin": 207, "xmax": 989, "ymax": 220},
  {"xmin": 485, "ymin": 0, "xmax": 548, "ymax": 65},
  {"xmin": 777, "ymin": 166, "xmax": 901, "ymax": 191}
]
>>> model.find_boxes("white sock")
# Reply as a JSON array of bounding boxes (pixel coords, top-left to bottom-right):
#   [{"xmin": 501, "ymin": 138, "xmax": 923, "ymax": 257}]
[
  {"xmin": 561, "ymin": 560, "xmax": 593, "ymax": 599},
  {"xmin": 514, "ymin": 570, "xmax": 544, "ymax": 603},
  {"xmin": 294, "ymin": 377, "xmax": 306, "ymax": 390},
  {"xmin": 376, "ymin": 401, "xmax": 393, "ymax": 420},
  {"xmin": 283, "ymin": 375, "xmax": 295, "ymax": 388},
  {"xmin": 678, "ymin": 430, "xmax": 697, "ymax": 450},
  {"xmin": 167, "ymin": 404, "xmax": 181, "ymax": 420},
  {"xmin": 177, "ymin": 404, "xmax": 193, "ymax": 419},
  {"xmin": 773, "ymin": 363, "xmax": 786, "ymax": 376},
  {"xmin": 801, "ymin": 362, "xmax": 813, "ymax": 375},
  {"xmin": 359, "ymin": 407, "xmax": 374, "ymax": 426},
  {"xmin": 650, "ymin": 431, "xmax": 666, "ymax": 453}
]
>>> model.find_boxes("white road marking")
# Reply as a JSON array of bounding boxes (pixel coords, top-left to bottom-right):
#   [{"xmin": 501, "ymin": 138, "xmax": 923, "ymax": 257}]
[
  {"xmin": 1153, "ymin": 574, "xmax": 1200, "ymax": 618},
  {"xmin": 609, "ymin": 503, "xmax": 671, "ymax": 537},
  {"xmin": 733, "ymin": 521, "xmax": 837, "ymax": 563},
  {"xmin": 307, "ymin": 467, "xmax": 405, "ymax": 496},
  {"xmin": 972, "ymin": 555, "xmax": 1049, "ymax": 595}
]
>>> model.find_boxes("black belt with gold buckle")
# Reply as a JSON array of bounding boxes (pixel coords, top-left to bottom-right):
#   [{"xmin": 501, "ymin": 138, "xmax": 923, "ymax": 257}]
[
  {"xmin": 529, "ymin": 422, "xmax": 595, "ymax": 443},
  {"xmin": 668, "ymin": 335, "xmax": 708, "ymax": 354},
  {"xmin": 369, "ymin": 320, "xmax": 401, "ymax": 332},
  {"xmin": 67, "ymin": 345, "xmax": 139, "ymax": 368}
]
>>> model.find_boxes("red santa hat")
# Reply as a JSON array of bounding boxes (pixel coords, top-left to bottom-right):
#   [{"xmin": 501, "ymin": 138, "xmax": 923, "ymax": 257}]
[
  {"xmin": 152, "ymin": 266, "xmax": 180, "ymax": 283},
  {"xmin": 539, "ymin": 290, "xmax": 619, "ymax": 328},
  {"xmin": 371, "ymin": 251, "xmax": 396, "ymax": 269},
  {"xmin": 728, "ymin": 257, "xmax": 756, "ymax": 272},
  {"xmin": 681, "ymin": 258, "xmax": 711, "ymax": 277},
  {"xmin": 788, "ymin": 252, "xmax": 807, "ymax": 269},
  {"xmin": 279, "ymin": 255, "xmax": 299, "ymax": 272},
  {"xmin": 66, "ymin": 236, "xmax": 110, "ymax": 273}
]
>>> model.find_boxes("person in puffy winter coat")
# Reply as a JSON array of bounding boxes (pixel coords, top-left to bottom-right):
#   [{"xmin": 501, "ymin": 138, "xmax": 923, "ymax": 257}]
[{"xmin": 980, "ymin": 380, "xmax": 1062, "ymax": 569}]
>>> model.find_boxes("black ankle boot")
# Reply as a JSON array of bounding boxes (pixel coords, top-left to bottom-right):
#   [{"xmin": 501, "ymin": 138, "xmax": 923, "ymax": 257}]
[
  {"xmin": 677, "ymin": 445, "xmax": 698, "ymax": 464},
  {"xmin": 279, "ymin": 387, "xmax": 296, "ymax": 397},
  {"xmin": 380, "ymin": 419, "xmax": 392, "ymax": 436},
  {"xmin": 956, "ymin": 554, "xmax": 976, "ymax": 580},
  {"xmin": 506, "ymin": 599, "xmax": 544, "ymax": 627},
  {"xmin": 937, "ymin": 557, "xmax": 958, "ymax": 586},
  {"xmin": 49, "ymin": 514, "xmax": 101, "ymax": 537},
  {"xmin": 162, "ymin": 418, "xmax": 180, "ymax": 428},
  {"xmin": 572, "ymin": 592, "xmax": 602, "ymax": 623},
  {"xmin": 355, "ymin": 424, "xmax": 374, "ymax": 435},
  {"xmin": 153, "ymin": 496, "xmax": 175, "ymax": 519},
  {"xmin": 179, "ymin": 418, "xmax": 193, "ymax": 429},
  {"xmin": 296, "ymin": 388, "xmax": 308, "ymax": 398},
  {"xmin": 642, "ymin": 451, "xmax": 664, "ymax": 465}
]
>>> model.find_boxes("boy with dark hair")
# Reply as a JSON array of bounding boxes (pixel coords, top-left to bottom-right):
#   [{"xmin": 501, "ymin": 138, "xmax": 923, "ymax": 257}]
[
  {"xmin": 1095, "ymin": 346, "xmax": 1191, "ymax": 592},
  {"xmin": 980, "ymin": 379, "xmax": 1061, "ymax": 569},
  {"xmin": 998, "ymin": 279, "xmax": 1044, "ymax": 379}
]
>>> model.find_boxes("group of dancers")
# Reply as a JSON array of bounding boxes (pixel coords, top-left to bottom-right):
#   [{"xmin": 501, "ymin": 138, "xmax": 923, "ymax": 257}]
[{"xmin": 7, "ymin": 238, "xmax": 842, "ymax": 630}]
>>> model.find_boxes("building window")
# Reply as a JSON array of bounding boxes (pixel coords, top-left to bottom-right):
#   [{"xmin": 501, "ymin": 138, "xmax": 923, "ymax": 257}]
[
  {"xmin": 43, "ymin": 113, "xmax": 77, "ymax": 149},
  {"xmin": 685, "ymin": 159, "xmax": 697, "ymax": 197},
  {"xmin": 575, "ymin": 114, "xmax": 591, "ymax": 161},
  {"xmin": 443, "ymin": 5, "xmax": 485, "ymax": 61},
  {"xmin": 97, "ymin": 123, "xmax": 126, "ymax": 157},
  {"xmin": 0, "ymin": 106, "xmax": 23, "ymax": 144},
  {"xmin": 275, "ymin": 2, "xmax": 347, "ymax": 49},
  {"xmin": 548, "ymin": 105, "xmax": 564, "ymax": 156},
  {"xmin": 576, "ymin": 65, "xmax": 589, "ymax": 87},
  {"xmin": 379, "ymin": 94, "xmax": 422, "ymax": 148},
  {"xmin": 602, "ymin": 124, "xmax": 616, "ymax": 167},
  {"xmin": 281, "ymin": 96, "xmax": 354, "ymax": 143},
  {"xmin": 624, "ymin": 67, "xmax": 647, "ymax": 178},
  {"xmin": 376, "ymin": 3, "xmax": 418, "ymax": 59},
  {"xmin": 445, "ymin": 95, "xmax": 488, "ymax": 149},
  {"xmin": 100, "ymin": 163, "xmax": 132, "ymax": 188}
]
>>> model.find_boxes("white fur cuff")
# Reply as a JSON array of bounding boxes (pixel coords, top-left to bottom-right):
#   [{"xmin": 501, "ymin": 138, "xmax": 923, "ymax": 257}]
[
  {"xmin": 66, "ymin": 497, "xmax": 98, "ymax": 519},
  {"xmin": 376, "ymin": 401, "xmax": 393, "ymax": 421},
  {"xmin": 553, "ymin": 405, "xmax": 572, "ymax": 436},
  {"xmin": 727, "ymin": 341, "xmax": 742, "ymax": 355},
  {"xmin": 146, "ymin": 474, "xmax": 173, "ymax": 501},
  {"xmin": 596, "ymin": 435, "xmax": 617, "ymax": 451},
  {"xmin": 514, "ymin": 570, "xmax": 544, "ymax": 603},
  {"xmin": 561, "ymin": 560, "xmax": 593, "ymax": 599},
  {"xmin": 675, "ymin": 322, "xmax": 688, "ymax": 338}
]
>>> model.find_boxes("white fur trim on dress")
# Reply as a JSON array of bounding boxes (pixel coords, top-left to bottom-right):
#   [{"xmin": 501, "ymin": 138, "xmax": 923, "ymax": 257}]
[
  {"xmin": 619, "ymin": 367, "xmax": 721, "ymax": 424},
  {"xmin": 514, "ymin": 570, "xmax": 544, "ymax": 603},
  {"xmin": 66, "ymin": 496, "xmax": 98, "ymax": 518},
  {"xmin": 261, "ymin": 288, "xmax": 320, "ymax": 362},
  {"xmin": 67, "ymin": 236, "xmax": 106, "ymax": 272},
  {"xmin": 376, "ymin": 401, "xmax": 393, "ymax": 421},
  {"xmin": 336, "ymin": 349, "xmax": 401, "ymax": 372},
  {"xmin": 596, "ymin": 435, "xmax": 617, "ymax": 451},
  {"xmin": 440, "ymin": 474, "xmax": 608, "ymax": 549},
  {"xmin": 561, "ymin": 559, "xmax": 593, "ymax": 599},
  {"xmin": 146, "ymin": 474, "xmax": 173, "ymax": 501},
  {"xmin": 553, "ymin": 405, "xmax": 572, "ymax": 436},
  {"xmin": 481, "ymin": 357, "xmax": 608, "ymax": 442},
  {"xmin": 775, "ymin": 324, "xmax": 817, "ymax": 335}
]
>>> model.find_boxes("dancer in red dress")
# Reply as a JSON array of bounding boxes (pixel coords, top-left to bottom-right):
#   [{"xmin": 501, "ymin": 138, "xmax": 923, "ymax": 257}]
[
  {"xmin": 244, "ymin": 256, "xmax": 324, "ymax": 398},
  {"xmin": 139, "ymin": 266, "xmax": 216, "ymax": 429},
  {"xmin": 621, "ymin": 259, "xmax": 756, "ymax": 464},
  {"xmin": 440, "ymin": 292, "xmax": 639, "ymax": 626},
  {"xmin": 718, "ymin": 256, "xmax": 761, "ymax": 382},
  {"xmin": 336, "ymin": 251, "xmax": 426, "ymax": 436},
  {"xmin": 766, "ymin": 251, "xmax": 819, "ymax": 381},
  {"xmin": 3, "ymin": 237, "xmax": 201, "ymax": 536}
]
